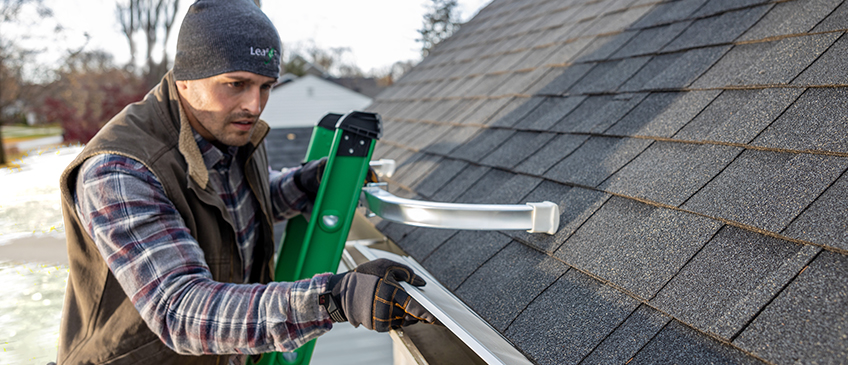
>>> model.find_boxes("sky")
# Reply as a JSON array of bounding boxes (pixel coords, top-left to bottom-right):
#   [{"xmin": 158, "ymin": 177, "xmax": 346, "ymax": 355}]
[{"xmin": 21, "ymin": 0, "xmax": 492, "ymax": 75}]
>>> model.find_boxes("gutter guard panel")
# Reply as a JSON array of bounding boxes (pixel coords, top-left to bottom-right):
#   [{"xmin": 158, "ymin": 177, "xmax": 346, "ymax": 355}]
[
  {"xmin": 354, "ymin": 244, "xmax": 534, "ymax": 365},
  {"xmin": 361, "ymin": 185, "xmax": 559, "ymax": 235}
]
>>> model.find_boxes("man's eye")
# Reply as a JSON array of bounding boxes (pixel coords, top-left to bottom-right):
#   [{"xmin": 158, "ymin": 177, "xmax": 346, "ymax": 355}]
[
  {"xmin": 229, "ymin": 81, "xmax": 245, "ymax": 88},
  {"xmin": 261, "ymin": 84, "xmax": 272, "ymax": 90}
]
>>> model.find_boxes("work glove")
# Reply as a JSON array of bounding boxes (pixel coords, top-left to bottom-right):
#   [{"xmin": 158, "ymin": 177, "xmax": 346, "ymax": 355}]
[
  {"xmin": 321, "ymin": 258, "xmax": 435, "ymax": 332},
  {"xmin": 293, "ymin": 157, "xmax": 327, "ymax": 201},
  {"xmin": 293, "ymin": 157, "xmax": 379, "ymax": 201}
]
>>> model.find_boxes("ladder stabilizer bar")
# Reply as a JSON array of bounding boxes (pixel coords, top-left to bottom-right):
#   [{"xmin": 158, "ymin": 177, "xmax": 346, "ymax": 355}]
[{"xmin": 360, "ymin": 185, "xmax": 559, "ymax": 235}]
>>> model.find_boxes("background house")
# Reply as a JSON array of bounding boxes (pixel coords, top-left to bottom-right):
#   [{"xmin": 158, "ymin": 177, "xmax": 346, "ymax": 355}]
[
  {"xmin": 362, "ymin": 0, "xmax": 848, "ymax": 364},
  {"xmin": 262, "ymin": 73, "xmax": 373, "ymax": 170}
]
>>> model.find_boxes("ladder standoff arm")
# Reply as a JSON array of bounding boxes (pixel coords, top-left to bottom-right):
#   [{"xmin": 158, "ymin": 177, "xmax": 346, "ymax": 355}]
[{"xmin": 360, "ymin": 185, "xmax": 559, "ymax": 235}]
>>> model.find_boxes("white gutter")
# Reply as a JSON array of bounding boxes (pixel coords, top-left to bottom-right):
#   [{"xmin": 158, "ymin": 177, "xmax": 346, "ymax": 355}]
[{"xmin": 353, "ymin": 244, "xmax": 534, "ymax": 365}]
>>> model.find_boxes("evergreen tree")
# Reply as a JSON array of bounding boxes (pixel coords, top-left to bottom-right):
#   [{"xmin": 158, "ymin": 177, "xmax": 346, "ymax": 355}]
[{"xmin": 417, "ymin": 0, "xmax": 461, "ymax": 57}]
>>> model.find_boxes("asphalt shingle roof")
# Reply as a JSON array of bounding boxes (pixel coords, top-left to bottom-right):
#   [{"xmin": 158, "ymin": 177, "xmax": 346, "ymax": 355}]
[{"xmin": 364, "ymin": 0, "xmax": 848, "ymax": 363}]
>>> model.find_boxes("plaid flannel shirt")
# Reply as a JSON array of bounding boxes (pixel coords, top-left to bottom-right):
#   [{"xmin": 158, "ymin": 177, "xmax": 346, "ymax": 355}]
[{"xmin": 73, "ymin": 130, "xmax": 333, "ymax": 356}]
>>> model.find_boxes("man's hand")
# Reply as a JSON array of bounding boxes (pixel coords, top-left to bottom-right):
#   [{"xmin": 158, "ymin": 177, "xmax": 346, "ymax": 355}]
[
  {"xmin": 293, "ymin": 157, "xmax": 327, "ymax": 201},
  {"xmin": 293, "ymin": 157, "xmax": 379, "ymax": 201},
  {"xmin": 323, "ymin": 259, "xmax": 435, "ymax": 332}
]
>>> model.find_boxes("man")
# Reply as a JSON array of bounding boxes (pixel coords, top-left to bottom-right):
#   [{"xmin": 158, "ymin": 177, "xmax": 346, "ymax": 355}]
[{"xmin": 56, "ymin": 0, "xmax": 432, "ymax": 363}]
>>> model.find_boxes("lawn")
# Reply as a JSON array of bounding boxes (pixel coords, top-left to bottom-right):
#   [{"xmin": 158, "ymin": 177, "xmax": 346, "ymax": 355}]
[{"xmin": 1, "ymin": 125, "xmax": 64, "ymax": 168}]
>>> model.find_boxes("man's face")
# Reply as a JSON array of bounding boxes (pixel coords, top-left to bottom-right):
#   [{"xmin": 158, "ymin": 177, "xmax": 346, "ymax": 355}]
[{"xmin": 176, "ymin": 71, "xmax": 276, "ymax": 147}]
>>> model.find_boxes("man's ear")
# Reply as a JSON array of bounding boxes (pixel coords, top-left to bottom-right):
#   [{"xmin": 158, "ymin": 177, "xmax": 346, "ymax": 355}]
[{"xmin": 175, "ymin": 80, "xmax": 189, "ymax": 91}]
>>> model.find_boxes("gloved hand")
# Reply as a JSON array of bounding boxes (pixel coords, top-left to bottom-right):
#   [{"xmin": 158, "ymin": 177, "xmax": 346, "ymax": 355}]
[
  {"xmin": 293, "ymin": 157, "xmax": 327, "ymax": 201},
  {"xmin": 365, "ymin": 166, "xmax": 380, "ymax": 185},
  {"xmin": 322, "ymin": 259, "xmax": 435, "ymax": 332}
]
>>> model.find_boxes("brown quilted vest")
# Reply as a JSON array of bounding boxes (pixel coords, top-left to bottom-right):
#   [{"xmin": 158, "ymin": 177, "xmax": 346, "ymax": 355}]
[{"xmin": 56, "ymin": 71, "xmax": 275, "ymax": 364}]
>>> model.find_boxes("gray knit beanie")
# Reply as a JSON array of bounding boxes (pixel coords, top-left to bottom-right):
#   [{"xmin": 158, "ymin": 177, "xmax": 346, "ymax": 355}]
[{"xmin": 173, "ymin": 0, "xmax": 281, "ymax": 80}]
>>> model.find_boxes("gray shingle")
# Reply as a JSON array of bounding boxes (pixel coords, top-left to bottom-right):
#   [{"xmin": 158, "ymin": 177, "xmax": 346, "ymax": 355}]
[
  {"xmin": 406, "ymin": 123, "xmax": 454, "ymax": 151},
  {"xmin": 486, "ymin": 52, "xmax": 532, "ymax": 75},
  {"xmin": 661, "ymin": 5, "xmax": 771, "ymax": 52},
  {"xmin": 737, "ymin": 0, "xmax": 842, "ymax": 41},
  {"xmin": 535, "ymin": 10, "xmax": 581, "ymax": 36},
  {"xmin": 513, "ymin": 45, "xmax": 562, "ymax": 70},
  {"xmin": 652, "ymin": 226, "xmax": 820, "ymax": 339},
  {"xmin": 568, "ymin": 56, "xmax": 651, "ymax": 94},
  {"xmin": 508, "ymin": 182, "xmax": 610, "ymax": 253},
  {"xmin": 611, "ymin": 21, "xmax": 693, "ymax": 58},
  {"xmin": 630, "ymin": 0, "xmax": 708, "ymax": 28},
  {"xmin": 534, "ymin": 63, "xmax": 595, "ymax": 95},
  {"xmin": 479, "ymin": 174, "xmax": 542, "ymax": 204},
  {"xmin": 691, "ymin": 0, "xmax": 771, "ymax": 18},
  {"xmin": 514, "ymin": 133, "xmax": 590, "ymax": 176},
  {"xmin": 682, "ymin": 150, "xmax": 848, "ymax": 233},
  {"xmin": 392, "ymin": 152, "xmax": 428, "ymax": 186},
  {"xmin": 631, "ymin": 320, "xmax": 767, "ymax": 365},
  {"xmin": 450, "ymin": 128, "xmax": 515, "ymax": 161},
  {"xmin": 468, "ymin": 73, "xmax": 514, "ymax": 96},
  {"xmin": 792, "ymin": 33, "xmax": 848, "ymax": 86},
  {"xmin": 545, "ymin": 37, "xmax": 595, "ymax": 66},
  {"xmin": 586, "ymin": 7, "xmax": 652, "ymax": 35},
  {"xmin": 812, "ymin": 0, "xmax": 848, "ymax": 32},
  {"xmin": 734, "ymin": 251, "xmax": 848, "ymax": 364},
  {"xmin": 456, "ymin": 241, "xmax": 569, "ymax": 331},
  {"xmin": 454, "ymin": 168, "xmax": 516, "ymax": 203},
  {"xmin": 422, "ymin": 230, "xmax": 513, "ymax": 290},
  {"xmin": 557, "ymin": 196, "xmax": 723, "ymax": 299},
  {"xmin": 784, "ymin": 172, "xmax": 848, "ymax": 252},
  {"xmin": 746, "ymin": 33, "xmax": 841, "ymax": 85},
  {"xmin": 480, "ymin": 131, "xmax": 557, "ymax": 169},
  {"xmin": 572, "ymin": 32, "xmax": 638, "ymax": 63},
  {"xmin": 393, "ymin": 122, "xmax": 434, "ymax": 146},
  {"xmin": 380, "ymin": 222, "xmax": 418, "ymax": 243},
  {"xmin": 396, "ymin": 154, "xmax": 444, "ymax": 190},
  {"xmin": 690, "ymin": 42, "xmax": 772, "ymax": 88},
  {"xmin": 466, "ymin": 56, "xmax": 503, "ymax": 77},
  {"xmin": 674, "ymin": 88, "xmax": 804, "ymax": 144},
  {"xmin": 446, "ymin": 98, "xmax": 488, "ymax": 124},
  {"xmin": 544, "ymin": 136, "xmax": 653, "ymax": 187},
  {"xmin": 553, "ymin": 93, "xmax": 647, "ymax": 134},
  {"xmin": 600, "ymin": 142, "xmax": 742, "ymax": 206},
  {"xmin": 460, "ymin": 98, "xmax": 514, "ymax": 125},
  {"xmin": 382, "ymin": 119, "xmax": 420, "ymax": 144},
  {"xmin": 505, "ymin": 270, "xmax": 640, "ymax": 365},
  {"xmin": 618, "ymin": 53, "xmax": 682, "ymax": 92},
  {"xmin": 640, "ymin": 46, "xmax": 730, "ymax": 90},
  {"xmin": 431, "ymin": 164, "xmax": 490, "ymax": 202},
  {"xmin": 413, "ymin": 158, "xmax": 469, "ymax": 198},
  {"xmin": 753, "ymin": 88, "xmax": 848, "ymax": 153},
  {"xmin": 422, "ymin": 125, "xmax": 480, "ymax": 155},
  {"xmin": 513, "ymin": 96, "xmax": 586, "ymax": 131},
  {"xmin": 606, "ymin": 90, "xmax": 721, "ymax": 137},
  {"xmin": 580, "ymin": 305, "xmax": 671, "ymax": 365},
  {"xmin": 693, "ymin": 33, "xmax": 839, "ymax": 88},
  {"xmin": 489, "ymin": 96, "xmax": 546, "ymax": 128},
  {"xmin": 491, "ymin": 68, "xmax": 548, "ymax": 96},
  {"xmin": 422, "ymin": 99, "xmax": 463, "ymax": 122},
  {"xmin": 394, "ymin": 227, "xmax": 458, "ymax": 261}
]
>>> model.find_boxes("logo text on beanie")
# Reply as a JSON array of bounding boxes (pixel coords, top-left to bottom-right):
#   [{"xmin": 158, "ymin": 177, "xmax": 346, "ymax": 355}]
[{"xmin": 250, "ymin": 47, "xmax": 277, "ymax": 65}]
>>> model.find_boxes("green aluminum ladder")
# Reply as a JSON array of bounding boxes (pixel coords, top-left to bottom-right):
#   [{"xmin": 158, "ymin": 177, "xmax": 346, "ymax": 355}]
[{"xmin": 254, "ymin": 111, "xmax": 381, "ymax": 365}]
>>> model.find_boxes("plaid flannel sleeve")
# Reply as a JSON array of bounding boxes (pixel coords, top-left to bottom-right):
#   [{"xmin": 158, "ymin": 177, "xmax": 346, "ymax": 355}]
[
  {"xmin": 269, "ymin": 166, "xmax": 312, "ymax": 222},
  {"xmin": 75, "ymin": 154, "xmax": 333, "ymax": 355}
]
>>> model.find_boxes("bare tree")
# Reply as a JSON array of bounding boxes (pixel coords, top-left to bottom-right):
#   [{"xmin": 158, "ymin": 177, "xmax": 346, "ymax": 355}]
[
  {"xmin": 115, "ymin": 0, "xmax": 180, "ymax": 88},
  {"xmin": 417, "ymin": 0, "xmax": 461, "ymax": 57},
  {"xmin": 0, "ymin": 0, "xmax": 53, "ymax": 165}
]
